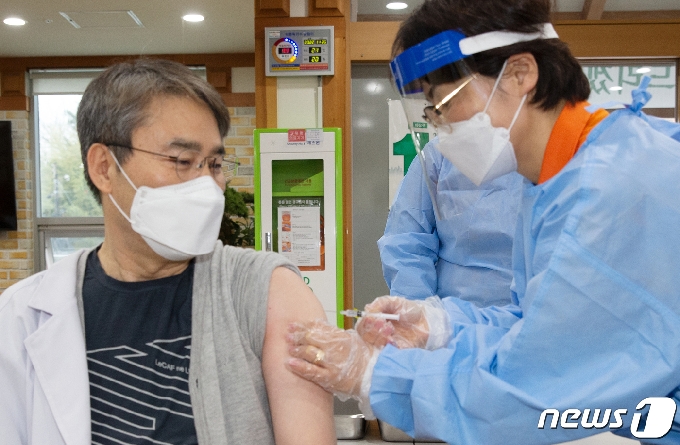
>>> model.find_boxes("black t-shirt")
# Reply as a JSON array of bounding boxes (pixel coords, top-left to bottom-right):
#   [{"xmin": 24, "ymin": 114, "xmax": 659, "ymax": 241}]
[{"xmin": 82, "ymin": 248, "xmax": 198, "ymax": 445}]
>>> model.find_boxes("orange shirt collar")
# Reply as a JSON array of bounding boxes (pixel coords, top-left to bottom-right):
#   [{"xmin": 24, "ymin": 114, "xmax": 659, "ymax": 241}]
[{"xmin": 537, "ymin": 102, "xmax": 609, "ymax": 184}]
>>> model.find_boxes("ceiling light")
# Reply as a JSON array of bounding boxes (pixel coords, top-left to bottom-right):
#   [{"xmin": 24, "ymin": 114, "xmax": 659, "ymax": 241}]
[
  {"xmin": 636, "ymin": 67, "xmax": 652, "ymax": 74},
  {"xmin": 365, "ymin": 82, "xmax": 384, "ymax": 94},
  {"xmin": 182, "ymin": 14, "xmax": 204, "ymax": 22},
  {"xmin": 609, "ymin": 86, "xmax": 623, "ymax": 91},
  {"xmin": 3, "ymin": 17, "xmax": 26, "ymax": 26},
  {"xmin": 386, "ymin": 2, "xmax": 408, "ymax": 10}
]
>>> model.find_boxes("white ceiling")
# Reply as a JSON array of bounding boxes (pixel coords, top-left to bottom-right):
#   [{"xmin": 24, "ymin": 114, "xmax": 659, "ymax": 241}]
[
  {"xmin": 1, "ymin": 0, "xmax": 680, "ymax": 57},
  {"xmin": 0, "ymin": 0, "xmax": 254, "ymax": 57}
]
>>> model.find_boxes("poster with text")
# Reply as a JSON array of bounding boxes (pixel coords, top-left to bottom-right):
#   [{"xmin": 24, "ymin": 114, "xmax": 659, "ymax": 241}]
[{"xmin": 277, "ymin": 205, "xmax": 322, "ymax": 267}]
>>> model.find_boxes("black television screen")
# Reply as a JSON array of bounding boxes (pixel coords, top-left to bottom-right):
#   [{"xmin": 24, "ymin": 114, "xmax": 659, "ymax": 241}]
[{"xmin": 0, "ymin": 121, "xmax": 18, "ymax": 230}]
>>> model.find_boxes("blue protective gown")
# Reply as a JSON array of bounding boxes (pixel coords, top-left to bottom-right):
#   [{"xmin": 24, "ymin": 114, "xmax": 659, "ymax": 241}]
[
  {"xmin": 370, "ymin": 92, "xmax": 680, "ymax": 444},
  {"xmin": 378, "ymin": 140, "xmax": 523, "ymax": 306}
]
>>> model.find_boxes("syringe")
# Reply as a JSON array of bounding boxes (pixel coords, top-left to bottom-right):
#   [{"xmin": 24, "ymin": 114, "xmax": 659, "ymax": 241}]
[{"xmin": 340, "ymin": 309, "xmax": 400, "ymax": 321}]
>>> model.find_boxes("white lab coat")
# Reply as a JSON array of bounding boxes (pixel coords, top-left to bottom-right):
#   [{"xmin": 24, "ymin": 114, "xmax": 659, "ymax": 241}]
[{"xmin": 0, "ymin": 251, "xmax": 91, "ymax": 445}]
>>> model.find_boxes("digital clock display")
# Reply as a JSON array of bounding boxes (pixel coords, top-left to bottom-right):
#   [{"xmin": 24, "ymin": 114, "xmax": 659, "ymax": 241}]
[
  {"xmin": 267, "ymin": 27, "xmax": 333, "ymax": 76},
  {"xmin": 303, "ymin": 39, "xmax": 328, "ymax": 45}
]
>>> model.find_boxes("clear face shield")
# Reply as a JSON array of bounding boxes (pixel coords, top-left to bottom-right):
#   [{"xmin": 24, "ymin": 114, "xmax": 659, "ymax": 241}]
[
  {"xmin": 393, "ymin": 58, "xmax": 479, "ymax": 219},
  {"xmin": 390, "ymin": 25, "xmax": 559, "ymax": 213}
]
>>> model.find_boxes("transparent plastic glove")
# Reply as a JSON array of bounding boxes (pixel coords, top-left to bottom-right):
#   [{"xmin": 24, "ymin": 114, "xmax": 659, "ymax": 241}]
[
  {"xmin": 286, "ymin": 319, "xmax": 379, "ymax": 416},
  {"xmin": 356, "ymin": 296, "xmax": 452, "ymax": 350}
]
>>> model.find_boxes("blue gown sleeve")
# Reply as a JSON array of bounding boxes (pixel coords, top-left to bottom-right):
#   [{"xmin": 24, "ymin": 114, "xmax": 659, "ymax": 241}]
[
  {"xmin": 442, "ymin": 296, "xmax": 523, "ymax": 332},
  {"xmin": 370, "ymin": 111, "xmax": 680, "ymax": 445},
  {"xmin": 378, "ymin": 147, "xmax": 440, "ymax": 299}
]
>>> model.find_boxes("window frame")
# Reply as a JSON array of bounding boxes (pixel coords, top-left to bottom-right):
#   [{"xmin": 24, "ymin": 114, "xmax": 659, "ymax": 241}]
[{"xmin": 39, "ymin": 223, "xmax": 105, "ymax": 270}]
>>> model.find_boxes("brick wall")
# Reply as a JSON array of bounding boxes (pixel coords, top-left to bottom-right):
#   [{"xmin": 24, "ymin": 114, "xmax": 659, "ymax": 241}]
[
  {"xmin": 225, "ymin": 107, "xmax": 256, "ymax": 194},
  {"xmin": 0, "ymin": 111, "xmax": 33, "ymax": 293}
]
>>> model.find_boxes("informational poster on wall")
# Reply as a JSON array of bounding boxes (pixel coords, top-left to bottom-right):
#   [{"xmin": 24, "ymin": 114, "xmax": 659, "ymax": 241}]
[
  {"xmin": 388, "ymin": 99, "xmax": 437, "ymax": 208},
  {"xmin": 277, "ymin": 203, "xmax": 322, "ymax": 268},
  {"xmin": 270, "ymin": 158, "xmax": 326, "ymax": 271}
]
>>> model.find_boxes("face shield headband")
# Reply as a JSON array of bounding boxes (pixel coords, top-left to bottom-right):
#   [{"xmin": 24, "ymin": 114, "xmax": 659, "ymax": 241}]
[
  {"xmin": 390, "ymin": 23, "xmax": 559, "ymax": 94},
  {"xmin": 389, "ymin": 24, "xmax": 558, "ymax": 219}
]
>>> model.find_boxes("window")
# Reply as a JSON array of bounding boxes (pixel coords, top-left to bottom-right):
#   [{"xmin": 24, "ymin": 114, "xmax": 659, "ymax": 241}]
[
  {"xmin": 37, "ymin": 94, "xmax": 103, "ymax": 218},
  {"xmin": 44, "ymin": 229, "xmax": 105, "ymax": 268},
  {"xmin": 32, "ymin": 69, "xmax": 106, "ymax": 270},
  {"xmin": 580, "ymin": 60, "xmax": 677, "ymax": 121}
]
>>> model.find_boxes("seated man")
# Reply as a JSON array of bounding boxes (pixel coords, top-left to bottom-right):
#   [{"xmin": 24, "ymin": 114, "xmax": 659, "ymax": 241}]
[{"xmin": 0, "ymin": 59, "xmax": 335, "ymax": 445}]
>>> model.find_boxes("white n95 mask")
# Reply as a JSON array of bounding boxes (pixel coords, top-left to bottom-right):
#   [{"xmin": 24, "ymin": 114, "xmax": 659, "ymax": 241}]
[
  {"xmin": 108, "ymin": 151, "xmax": 225, "ymax": 261},
  {"xmin": 435, "ymin": 60, "xmax": 525, "ymax": 186}
]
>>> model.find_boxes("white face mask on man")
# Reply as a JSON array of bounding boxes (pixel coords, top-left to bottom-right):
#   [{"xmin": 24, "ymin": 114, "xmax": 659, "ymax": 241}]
[
  {"xmin": 435, "ymin": 60, "xmax": 526, "ymax": 186},
  {"xmin": 107, "ymin": 150, "xmax": 225, "ymax": 261}
]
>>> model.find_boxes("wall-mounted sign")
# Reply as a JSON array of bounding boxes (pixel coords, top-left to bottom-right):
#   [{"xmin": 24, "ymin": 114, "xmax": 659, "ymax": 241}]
[
  {"xmin": 388, "ymin": 100, "xmax": 437, "ymax": 208},
  {"xmin": 265, "ymin": 26, "xmax": 334, "ymax": 76}
]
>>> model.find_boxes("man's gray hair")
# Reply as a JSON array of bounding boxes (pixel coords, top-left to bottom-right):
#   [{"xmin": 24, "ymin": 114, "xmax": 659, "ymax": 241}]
[{"xmin": 77, "ymin": 58, "xmax": 231, "ymax": 203}]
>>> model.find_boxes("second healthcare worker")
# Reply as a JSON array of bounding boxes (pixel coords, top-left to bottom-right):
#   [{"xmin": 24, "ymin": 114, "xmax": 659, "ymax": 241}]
[
  {"xmin": 379, "ymin": 137, "xmax": 522, "ymax": 306},
  {"xmin": 286, "ymin": 0, "xmax": 680, "ymax": 443}
]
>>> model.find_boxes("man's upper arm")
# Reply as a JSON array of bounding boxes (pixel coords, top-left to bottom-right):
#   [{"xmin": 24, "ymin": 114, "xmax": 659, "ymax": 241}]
[{"xmin": 261, "ymin": 267, "xmax": 335, "ymax": 445}]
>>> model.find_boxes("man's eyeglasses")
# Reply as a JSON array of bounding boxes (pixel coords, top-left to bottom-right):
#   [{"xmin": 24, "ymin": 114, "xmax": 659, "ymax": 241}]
[
  {"xmin": 422, "ymin": 75, "xmax": 476, "ymax": 127},
  {"xmin": 105, "ymin": 144, "xmax": 239, "ymax": 186}
]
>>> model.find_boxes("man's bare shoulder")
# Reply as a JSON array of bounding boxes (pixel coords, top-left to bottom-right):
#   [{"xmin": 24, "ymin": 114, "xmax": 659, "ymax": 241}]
[{"xmin": 267, "ymin": 267, "xmax": 325, "ymax": 321}]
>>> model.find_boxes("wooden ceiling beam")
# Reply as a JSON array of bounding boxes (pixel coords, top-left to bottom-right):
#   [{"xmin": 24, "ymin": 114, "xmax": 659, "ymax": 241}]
[
  {"xmin": 583, "ymin": 0, "xmax": 608, "ymax": 20},
  {"xmin": 360, "ymin": 9, "xmax": 680, "ymax": 24},
  {"xmin": 553, "ymin": 10, "xmax": 680, "ymax": 22},
  {"xmin": 600, "ymin": 10, "xmax": 680, "ymax": 21}
]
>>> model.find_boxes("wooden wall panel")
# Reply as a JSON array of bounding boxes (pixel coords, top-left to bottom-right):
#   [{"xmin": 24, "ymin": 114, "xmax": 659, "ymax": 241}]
[
  {"xmin": 221, "ymin": 93, "xmax": 256, "ymax": 107},
  {"xmin": 256, "ymin": 0, "xmax": 290, "ymax": 17},
  {"xmin": 254, "ymin": 18, "xmax": 280, "ymax": 129},
  {"xmin": 350, "ymin": 22, "xmax": 400, "ymax": 62},
  {"xmin": 308, "ymin": 0, "xmax": 346, "ymax": 17},
  {"xmin": 208, "ymin": 70, "xmax": 231, "ymax": 93},
  {"xmin": 0, "ymin": 53, "xmax": 256, "ymax": 111},
  {"xmin": 0, "ymin": 96, "xmax": 29, "ymax": 111},
  {"xmin": 0, "ymin": 71, "xmax": 28, "ymax": 111},
  {"xmin": 1, "ymin": 72, "xmax": 25, "ymax": 96},
  {"xmin": 350, "ymin": 20, "xmax": 680, "ymax": 62},
  {"xmin": 555, "ymin": 21, "xmax": 680, "ymax": 58}
]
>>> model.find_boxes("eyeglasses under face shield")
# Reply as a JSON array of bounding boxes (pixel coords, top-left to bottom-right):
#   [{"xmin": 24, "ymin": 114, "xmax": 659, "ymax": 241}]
[{"xmin": 389, "ymin": 24, "xmax": 559, "ymax": 219}]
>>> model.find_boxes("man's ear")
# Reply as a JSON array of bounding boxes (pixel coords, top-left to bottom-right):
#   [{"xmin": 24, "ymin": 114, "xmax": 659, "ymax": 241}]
[
  {"xmin": 87, "ymin": 143, "xmax": 115, "ymax": 196},
  {"xmin": 503, "ymin": 52, "xmax": 539, "ymax": 97}
]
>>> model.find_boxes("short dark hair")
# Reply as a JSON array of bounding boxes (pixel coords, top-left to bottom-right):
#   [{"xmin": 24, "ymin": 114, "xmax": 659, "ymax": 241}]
[
  {"xmin": 77, "ymin": 58, "xmax": 230, "ymax": 203},
  {"xmin": 393, "ymin": 0, "xmax": 590, "ymax": 111}
]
